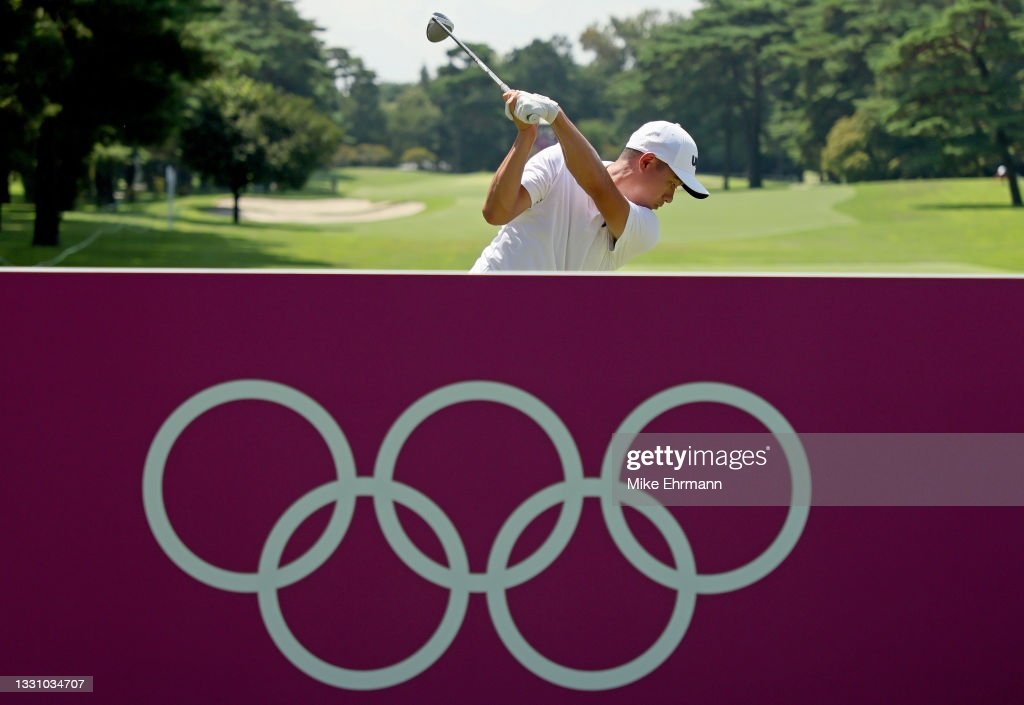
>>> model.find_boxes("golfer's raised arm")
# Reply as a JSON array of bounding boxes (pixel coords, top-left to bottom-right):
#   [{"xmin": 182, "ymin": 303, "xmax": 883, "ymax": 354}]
[
  {"xmin": 482, "ymin": 100, "xmax": 537, "ymax": 226},
  {"xmin": 545, "ymin": 110, "xmax": 630, "ymax": 237}
]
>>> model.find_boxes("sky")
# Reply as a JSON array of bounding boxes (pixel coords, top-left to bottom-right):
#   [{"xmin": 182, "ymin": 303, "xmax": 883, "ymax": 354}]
[{"xmin": 292, "ymin": 0, "xmax": 701, "ymax": 84}]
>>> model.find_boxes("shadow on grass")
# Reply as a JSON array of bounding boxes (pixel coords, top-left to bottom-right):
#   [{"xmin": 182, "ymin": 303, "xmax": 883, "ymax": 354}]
[
  {"xmin": 914, "ymin": 203, "xmax": 1022, "ymax": 211},
  {"xmin": 86, "ymin": 228, "xmax": 338, "ymax": 268},
  {"xmin": 0, "ymin": 205, "xmax": 340, "ymax": 268}
]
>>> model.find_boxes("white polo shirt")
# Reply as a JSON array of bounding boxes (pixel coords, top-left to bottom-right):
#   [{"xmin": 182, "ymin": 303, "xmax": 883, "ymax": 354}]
[{"xmin": 470, "ymin": 145, "xmax": 660, "ymax": 272}]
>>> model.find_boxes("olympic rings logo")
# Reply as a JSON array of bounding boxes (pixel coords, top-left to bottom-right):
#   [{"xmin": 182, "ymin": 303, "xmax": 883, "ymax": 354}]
[{"xmin": 143, "ymin": 380, "xmax": 811, "ymax": 691}]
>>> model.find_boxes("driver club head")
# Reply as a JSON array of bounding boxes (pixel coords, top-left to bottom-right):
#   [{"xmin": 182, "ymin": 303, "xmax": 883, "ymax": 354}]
[
  {"xmin": 425, "ymin": 11, "xmax": 511, "ymax": 92},
  {"xmin": 426, "ymin": 13, "xmax": 454, "ymax": 43}
]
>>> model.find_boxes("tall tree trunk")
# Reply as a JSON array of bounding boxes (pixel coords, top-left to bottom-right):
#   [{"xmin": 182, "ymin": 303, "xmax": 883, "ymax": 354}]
[
  {"xmin": 972, "ymin": 55, "xmax": 1020, "ymax": 207},
  {"xmin": 94, "ymin": 159, "xmax": 116, "ymax": 208},
  {"xmin": 996, "ymin": 129, "xmax": 1022, "ymax": 207},
  {"xmin": 747, "ymin": 63, "xmax": 763, "ymax": 189},
  {"xmin": 722, "ymin": 118, "xmax": 733, "ymax": 191},
  {"xmin": 232, "ymin": 188, "xmax": 241, "ymax": 224},
  {"xmin": 1008, "ymin": 169, "xmax": 1022, "ymax": 209},
  {"xmin": 33, "ymin": 119, "xmax": 62, "ymax": 247},
  {"xmin": 1, "ymin": 168, "xmax": 9, "ymax": 205},
  {"xmin": 1, "ymin": 163, "xmax": 7, "ymax": 231}
]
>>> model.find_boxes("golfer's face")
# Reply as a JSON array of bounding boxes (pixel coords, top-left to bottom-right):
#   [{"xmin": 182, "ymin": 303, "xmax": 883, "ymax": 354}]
[{"xmin": 641, "ymin": 158, "xmax": 682, "ymax": 210}]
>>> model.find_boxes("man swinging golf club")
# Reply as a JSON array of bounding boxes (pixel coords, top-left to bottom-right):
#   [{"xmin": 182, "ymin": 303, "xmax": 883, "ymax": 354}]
[{"xmin": 471, "ymin": 90, "xmax": 709, "ymax": 272}]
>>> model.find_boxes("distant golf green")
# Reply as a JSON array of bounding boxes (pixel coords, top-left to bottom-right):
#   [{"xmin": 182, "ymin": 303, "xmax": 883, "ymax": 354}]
[{"xmin": 1, "ymin": 169, "xmax": 1020, "ymax": 272}]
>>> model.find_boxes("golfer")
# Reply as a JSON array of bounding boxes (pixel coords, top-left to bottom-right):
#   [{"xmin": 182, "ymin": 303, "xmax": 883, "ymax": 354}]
[{"xmin": 471, "ymin": 89, "xmax": 708, "ymax": 272}]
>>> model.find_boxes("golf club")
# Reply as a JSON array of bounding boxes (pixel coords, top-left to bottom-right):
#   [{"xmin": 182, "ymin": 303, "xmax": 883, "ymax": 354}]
[{"xmin": 426, "ymin": 12, "xmax": 511, "ymax": 93}]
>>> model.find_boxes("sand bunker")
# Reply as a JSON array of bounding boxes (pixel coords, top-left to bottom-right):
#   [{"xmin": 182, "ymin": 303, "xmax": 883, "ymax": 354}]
[{"xmin": 213, "ymin": 197, "xmax": 426, "ymax": 224}]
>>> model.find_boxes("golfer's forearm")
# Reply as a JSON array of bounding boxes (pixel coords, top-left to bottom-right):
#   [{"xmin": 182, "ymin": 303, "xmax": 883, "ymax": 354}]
[
  {"xmin": 483, "ymin": 129, "xmax": 536, "ymax": 225},
  {"xmin": 549, "ymin": 111, "xmax": 613, "ymax": 196}
]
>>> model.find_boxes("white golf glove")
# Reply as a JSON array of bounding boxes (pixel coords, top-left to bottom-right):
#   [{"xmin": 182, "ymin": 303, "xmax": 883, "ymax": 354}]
[{"xmin": 505, "ymin": 91, "xmax": 559, "ymax": 124}]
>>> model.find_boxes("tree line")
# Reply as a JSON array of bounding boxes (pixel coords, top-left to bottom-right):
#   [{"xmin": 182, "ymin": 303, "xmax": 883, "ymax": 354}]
[
  {"xmin": 2, "ymin": 0, "xmax": 1022, "ymax": 247},
  {"xmin": 422, "ymin": 0, "xmax": 1021, "ymax": 204}
]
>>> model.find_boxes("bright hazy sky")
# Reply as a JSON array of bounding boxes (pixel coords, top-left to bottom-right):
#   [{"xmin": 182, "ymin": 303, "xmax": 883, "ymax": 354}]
[{"xmin": 292, "ymin": 0, "xmax": 700, "ymax": 84}]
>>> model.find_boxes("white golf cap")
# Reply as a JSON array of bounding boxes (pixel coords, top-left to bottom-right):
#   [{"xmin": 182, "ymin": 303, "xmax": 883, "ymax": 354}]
[{"xmin": 626, "ymin": 121, "xmax": 709, "ymax": 199}]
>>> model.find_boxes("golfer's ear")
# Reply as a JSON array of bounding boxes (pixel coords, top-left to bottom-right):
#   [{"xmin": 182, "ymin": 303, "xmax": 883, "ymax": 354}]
[{"xmin": 638, "ymin": 152, "xmax": 657, "ymax": 170}]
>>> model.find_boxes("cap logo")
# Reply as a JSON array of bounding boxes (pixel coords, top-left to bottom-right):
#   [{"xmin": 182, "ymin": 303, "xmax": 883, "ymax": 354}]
[{"xmin": 691, "ymin": 155, "xmax": 698, "ymax": 167}]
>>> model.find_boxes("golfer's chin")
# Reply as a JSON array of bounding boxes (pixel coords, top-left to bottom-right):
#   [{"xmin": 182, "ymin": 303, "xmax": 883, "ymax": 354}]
[{"xmin": 627, "ymin": 190, "xmax": 664, "ymax": 210}]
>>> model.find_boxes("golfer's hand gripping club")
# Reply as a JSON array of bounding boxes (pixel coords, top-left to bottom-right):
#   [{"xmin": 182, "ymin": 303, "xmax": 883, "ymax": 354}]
[{"xmin": 504, "ymin": 91, "xmax": 559, "ymax": 125}]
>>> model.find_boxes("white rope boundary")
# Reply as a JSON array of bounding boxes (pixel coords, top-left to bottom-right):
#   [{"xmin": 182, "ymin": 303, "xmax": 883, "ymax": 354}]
[{"xmin": 0, "ymin": 223, "xmax": 126, "ymax": 267}]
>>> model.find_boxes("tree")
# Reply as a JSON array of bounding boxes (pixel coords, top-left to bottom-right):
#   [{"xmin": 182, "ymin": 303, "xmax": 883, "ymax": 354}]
[
  {"xmin": 384, "ymin": 85, "xmax": 442, "ymax": 161},
  {"xmin": 0, "ymin": 0, "xmax": 35, "ymax": 229},
  {"xmin": 769, "ymin": 0, "xmax": 949, "ymax": 179},
  {"xmin": 188, "ymin": 0, "xmax": 341, "ymax": 116},
  {"xmin": 634, "ymin": 2, "xmax": 794, "ymax": 187},
  {"xmin": 180, "ymin": 76, "xmax": 342, "ymax": 222},
  {"xmin": 89, "ymin": 143, "xmax": 134, "ymax": 207},
  {"xmin": 5, "ymin": 0, "xmax": 210, "ymax": 246},
  {"xmin": 637, "ymin": 0, "xmax": 794, "ymax": 188},
  {"xmin": 503, "ymin": 37, "xmax": 577, "ymax": 108},
  {"xmin": 580, "ymin": 11, "xmax": 678, "ymax": 130},
  {"xmin": 429, "ymin": 44, "xmax": 509, "ymax": 173},
  {"xmin": 878, "ymin": 0, "xmax": 1024, "ymax": 205},
  {"xmin": 399, "ymin": 147, "xmax": 438, "ymax": 170},
  {"xmin": 329, "ymin": 48, "xmax": 388, "ymax": 146},
  {"xmin": 821, "ymin": 101, "xmax": 901, "ymax": 181},
  {"xmin": 635, "ymin": 19, "xmax": 736, "ymax": 186}
]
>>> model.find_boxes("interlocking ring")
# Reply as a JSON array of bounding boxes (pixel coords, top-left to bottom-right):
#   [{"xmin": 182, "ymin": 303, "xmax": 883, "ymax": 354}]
[{"xmin": 143, "ymin": 379, "xmax": 810, "ymax": 691}]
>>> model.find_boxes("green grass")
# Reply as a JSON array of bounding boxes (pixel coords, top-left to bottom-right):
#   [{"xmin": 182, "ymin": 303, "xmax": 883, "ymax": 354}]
[
  {"xmin": 628, "ymin": 176, "xmax": 1024, "ymax": 273},
  {"xmin": 1, "ymin": 169, "xmax": 1021, "ymax": 272}
]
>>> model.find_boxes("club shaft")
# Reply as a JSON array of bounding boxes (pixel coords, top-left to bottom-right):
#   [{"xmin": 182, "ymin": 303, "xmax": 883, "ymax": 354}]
[{"xmin": 434, "ymin": 21, "xmax": 510, "ymax": 92}]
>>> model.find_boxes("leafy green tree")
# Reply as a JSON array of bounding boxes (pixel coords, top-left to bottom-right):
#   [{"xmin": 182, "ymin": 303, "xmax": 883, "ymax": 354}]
[
  {"xmin": 580, "ymin": 11, "xmax": 678, "ymax": 130},
  {"xmin": 821, "ymin": 101, "xmax": 902, "ymax": 181},
  {"xmin": 180, "ymin": 76, "xmax": 342, "ymax": 222},
  {"xmin": 0, "ymin": 0, "xmax": 35, "ymax": 228},
  {"xmin": 329, "ymin": 48, "xmax": 388, "ymax": 146},
  {"xmin": 189, "ymin": 0, "xmax": 340, "ymax": 115},
  {"xmin": 4, "ymin": 0, "xmax": 210, "ymax": 246},
  {"xmin": 877, "ymin": 0, "xmax": 1024, "ymax": 205},
  {"xmin": 384, "ymin": 85, "xmax": 442, "ymax": 161},
  {"xmin": 635, "ymin": 20, "xmax": 737, "ymax": 186},
  {"xmin": 503, "ymin": 37, "xmax": 576, "ymax": 106},
  {"xmin": 576, "ymin": 118, "xmax": 622, "ymax": 160},
  {"xmin": 88, "ymin": 143, "xmax": 134, "ymax": 206},
  {"xmin": 399, "ymin": 147, "xmax": 438, "ymax": 169},
  {"xmin": 638, "ymin": 1, "xmax": 794, "ymax": 188},
  {"xmin": 770, "ymin": 0, "xmax": 949, "ymax": 178},
  {"xmin": 429, "ymin": 44, "xmax": 508, "ymax": 172},
  {"xmin": 333, "ymin": 143, "xmax": 392, "ymax": 167},
  {"xmin": 826, "ymin": 97, "xmax": 946, "ymax": 180}
]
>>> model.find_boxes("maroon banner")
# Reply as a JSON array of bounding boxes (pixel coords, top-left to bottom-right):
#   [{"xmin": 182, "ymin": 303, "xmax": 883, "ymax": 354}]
[{"xmin": 1, "ymin": 271, "xmax": 1022, "ymax": 704}]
